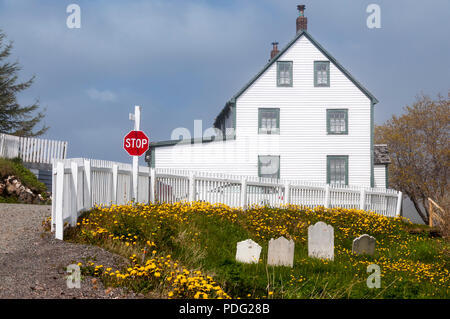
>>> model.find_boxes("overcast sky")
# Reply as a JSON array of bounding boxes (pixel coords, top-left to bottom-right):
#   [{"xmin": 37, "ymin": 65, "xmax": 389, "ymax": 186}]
[{"xmin": 1, "ymin": 0, "xmax": 449, "ymax": 164}]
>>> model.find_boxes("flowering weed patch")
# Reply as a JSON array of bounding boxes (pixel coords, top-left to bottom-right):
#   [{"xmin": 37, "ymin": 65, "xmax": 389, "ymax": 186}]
[{"xmin": 66, "ymin": 202, "xmax": 450, "ymax": 299}]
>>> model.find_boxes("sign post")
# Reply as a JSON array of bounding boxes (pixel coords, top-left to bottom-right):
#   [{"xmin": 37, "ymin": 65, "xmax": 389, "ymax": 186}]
[{"xmin": 124, "ymin": 106, "xmax": 149, "ymax": 202}]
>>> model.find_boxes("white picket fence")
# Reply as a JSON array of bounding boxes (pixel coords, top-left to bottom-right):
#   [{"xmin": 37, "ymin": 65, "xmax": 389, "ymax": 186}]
[
  {"xmin": 0, "ymin": 133, "xmax": 67, "ymax": 164},
  {"xmin": 52, "ymin": 158, "xmax": 402, "ymax": 240}
]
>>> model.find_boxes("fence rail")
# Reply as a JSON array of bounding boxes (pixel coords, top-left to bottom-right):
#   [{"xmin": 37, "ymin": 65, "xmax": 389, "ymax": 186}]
[
  {"xmin": 0, "ymin": 133, "xmax": 67, "ymax": 164},
  {"xmin": 52, "ymin": 158, "xmax": 403, "ymax": 240}
]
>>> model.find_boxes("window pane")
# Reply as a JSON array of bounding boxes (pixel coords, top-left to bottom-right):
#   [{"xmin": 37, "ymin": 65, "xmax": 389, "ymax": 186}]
[
  {"xmin": 328, "ymin": 110, "xmax": 347, "ymax": 134},
  {"xmin": 259, "ymin": 109, "xmax": 279, "ymax": 132},
  {"xmin": 315, "ymin": 62, "xmax": 329, "ymax": 86},
  {"xmin": 329, "ymin": 156, "xmax": 347, "ymax": 185},
  {"xmin": 278, "ymin": 62, "xmax": 292, "ymax": 86}
]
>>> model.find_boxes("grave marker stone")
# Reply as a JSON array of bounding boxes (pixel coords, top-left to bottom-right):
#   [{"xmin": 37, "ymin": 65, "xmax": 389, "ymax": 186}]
[
  {"xmin": 352, "ymin": 234, "xmax": 376, "ymax": 256},
  {"xmin": 308, "ymin": 221, "xmax": 334, "ymax": 260},
  {"xmin": 235, "ymin": 239, "xmax": 262, "ymax": 264},
  {"xmin": 267, "ymin": 236, "xmax": 295, "ymax": 267}
]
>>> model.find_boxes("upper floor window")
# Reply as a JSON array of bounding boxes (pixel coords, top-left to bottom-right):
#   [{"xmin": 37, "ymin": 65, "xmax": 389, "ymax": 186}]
[
  {"xmin": 277, "ymin": 61, "xmax": 293, "ymax": 87},
  {"xmin": 314, "ymin": 61, "xmax": 330, "ymax": 87},
  {"xmin": 327, "ymin": 155, "xmax": 348, "ymax": 185},
  {"xmin": 258, "ymin": 108, "xmax": 280, "ymax": 134},
  {"xmin": 258, "ymin": 155, "xmax": 280, "ymax": 179},
  {"xmin": 327, "ymin": 109, "xmax": 348, "ymax": 134}
]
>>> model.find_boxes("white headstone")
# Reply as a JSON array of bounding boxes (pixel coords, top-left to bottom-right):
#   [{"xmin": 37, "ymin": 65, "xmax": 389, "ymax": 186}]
[
  {"xmin": 352, "ymin": 234, "xmax": 376, "ymax": 256},
  {"xmin": 267, "ymin": 236, "xmax": 295, "ymax": 267},
  {"xmin": 308, "ymin": 221, "xmax": 334, "ymax": 260},
  {"xmin": 235, "ymin": 239, "xmax": 262, "ymax": 264}
]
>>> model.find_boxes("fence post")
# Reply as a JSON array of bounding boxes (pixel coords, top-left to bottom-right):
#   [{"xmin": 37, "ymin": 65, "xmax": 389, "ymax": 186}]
[
  {"xmin": 55, "ymin": 161, "xmax": 65, "ymax": 240},
  {"xmin": 360, "ymin": 188, "xmax": 366, "ymax": 211},
  {"xmin": 70, "ymin": 161, "xmax": 78, "ymax": 227},
  {"xmin": 284, "ymin": 183, "xmax": 290, "ymax": 205},
  {"xmin": 112, "ymin": 164, "xmax": 118, "ymax": 204},
  {"xmin": 51, "ymin": 159, "xmax": 56, "ymax": 232},
  {"xmin": 324, "ymin": 184, "xmax": 330, "ymax": 208},
  {"xmin": 150, "ymin": 168, "xmax": 156, "ymax": 203},
  {"xmin": 240, "ymin": 178, "xmax": 247, "ymax": 210},
  {"xmin": 84, "ymin": 159, "xmax": 92, "ymax": 208},
  {"xmin": 395, "ymin": 191, "xmax": 403, "ymax": 217},
  {"xmin": 189, "ymin": 172, "xmax": 196, "ymax": 202}
]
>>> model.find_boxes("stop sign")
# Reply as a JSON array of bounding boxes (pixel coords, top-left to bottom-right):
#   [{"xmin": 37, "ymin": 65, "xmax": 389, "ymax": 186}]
[{"xmin": 123, "ymin": 130, "xmax": 149, "ymax": 156}]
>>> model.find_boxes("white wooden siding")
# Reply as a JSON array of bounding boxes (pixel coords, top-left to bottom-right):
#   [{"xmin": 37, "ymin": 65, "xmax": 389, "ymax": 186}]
[
  {"xmin": 374, "ymin": 165, "xmax": 386, "ymax": 188},
  {"xmin": 155, "ymin": 35, "xmax": 372, "ymax": 187}
]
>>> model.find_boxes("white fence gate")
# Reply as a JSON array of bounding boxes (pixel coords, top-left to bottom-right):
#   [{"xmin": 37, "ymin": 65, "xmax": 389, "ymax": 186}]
[
  {"xmin": 52, "ymin": 158, "xmax": 402, "ymax": 240},
  {"xmin": 0, "ymin": 133, "xmax": 67, "ymax": 164}
]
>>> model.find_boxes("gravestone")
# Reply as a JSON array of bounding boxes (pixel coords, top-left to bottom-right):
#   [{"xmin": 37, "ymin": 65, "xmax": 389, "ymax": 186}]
[
  {"xmin": 308, "ymin": 221, "xmax": 334, "ymax": 260},
  {"xmin": 352, "ymin": 234, "xmax": 376, "ymax": 256},
  {"xmin": 267, "ymin": 236, "xmax": 295, "ymax": 267},
  {"xmin": 235, "ymin": 239, "xmax": 262, "ymax": 264}
]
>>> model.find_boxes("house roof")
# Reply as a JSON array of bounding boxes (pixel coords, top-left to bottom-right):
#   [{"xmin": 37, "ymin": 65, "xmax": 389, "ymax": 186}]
[
  {"xmin": 374, "ymin": 144, "xmax": 391, "ymax": 165},
  {"xmin": 214, "ymin": 30, "xmax": 379, "ymax": 127}
]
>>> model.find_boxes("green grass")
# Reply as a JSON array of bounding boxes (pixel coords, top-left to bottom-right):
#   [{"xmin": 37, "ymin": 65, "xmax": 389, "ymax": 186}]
[{"xmin": 65, "ymin": 202, "xmax": 450, "ymax": 299}]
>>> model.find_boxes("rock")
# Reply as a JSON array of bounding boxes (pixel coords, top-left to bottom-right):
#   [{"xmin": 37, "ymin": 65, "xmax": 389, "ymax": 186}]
[{"xmin": 1, "ymin": 175, "xmax": 48, "ymax": 204}]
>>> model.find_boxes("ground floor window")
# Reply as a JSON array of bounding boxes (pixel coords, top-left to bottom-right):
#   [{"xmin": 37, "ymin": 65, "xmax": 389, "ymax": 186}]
[
  {"xmin": 327, "ymin": 155, "xmax": 348, "ymax": 185},
  {"xmin": 258, "ymin": 155, "xmax": 280, "ymax": 179}
]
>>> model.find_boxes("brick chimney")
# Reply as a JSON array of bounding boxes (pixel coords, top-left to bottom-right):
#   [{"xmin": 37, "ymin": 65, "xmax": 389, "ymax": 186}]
[
  {"xmin": 270, "ymin": 42, "xmax": 279, "ymax": 60},
  {"xmin": 296, "ymin": 5, "xmax": 307, "ymax": 33}
]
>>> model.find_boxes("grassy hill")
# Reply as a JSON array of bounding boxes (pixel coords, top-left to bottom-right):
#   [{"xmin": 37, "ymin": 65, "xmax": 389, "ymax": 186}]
[{"xmin": 66, "ymin": 202, "xmax": 449, "ymax": 299}]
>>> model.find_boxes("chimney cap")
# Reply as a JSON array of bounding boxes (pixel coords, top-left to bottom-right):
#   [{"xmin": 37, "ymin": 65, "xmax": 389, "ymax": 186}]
[
  {"xmin": 271, "ymin": 42, "xmax": 279, "ymax": 46},
  {"xmin": 297, "ymin": 4, "xmax": 305, "ymax": 16}
]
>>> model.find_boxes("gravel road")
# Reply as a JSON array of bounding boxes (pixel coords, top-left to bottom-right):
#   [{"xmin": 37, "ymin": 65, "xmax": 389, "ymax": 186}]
[{"xmin": 0, "ymin": 203, "xmax": 142, "ymax": 299}]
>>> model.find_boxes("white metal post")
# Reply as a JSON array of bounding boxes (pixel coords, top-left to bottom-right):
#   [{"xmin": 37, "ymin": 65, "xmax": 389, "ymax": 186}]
[
  {"xmin": 395, "ymin": 191, "xmax": 403, "ymax": 217},
  {"xmin": 130, "ymin": 105, "xmax": 141, "ymax": 202}
]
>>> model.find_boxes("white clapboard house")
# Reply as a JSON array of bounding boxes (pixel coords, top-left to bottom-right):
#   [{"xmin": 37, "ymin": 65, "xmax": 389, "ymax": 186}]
[{"xmin": 147, "ymin": 6, "xmax": 390, "ymax": 189}]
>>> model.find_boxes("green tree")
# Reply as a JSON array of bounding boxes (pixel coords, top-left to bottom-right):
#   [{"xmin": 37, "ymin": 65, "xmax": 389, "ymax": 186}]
[
  {"xmin": 0, "ymin": 30, "xmax": 48, "ymax": 137},
  {"xmin": 375, "ymin": 92, "xmax": 449, "ymax": 225}
]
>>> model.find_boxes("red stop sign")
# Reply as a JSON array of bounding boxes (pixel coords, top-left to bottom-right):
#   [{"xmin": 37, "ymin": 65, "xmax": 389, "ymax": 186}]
[{"xmin": 123, "ymin": 130, "xmax": 149, "ymax": 156}]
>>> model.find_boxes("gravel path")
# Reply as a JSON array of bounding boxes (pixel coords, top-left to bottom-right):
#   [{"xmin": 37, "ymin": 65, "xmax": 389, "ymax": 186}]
[{"xmin": 0, "ymin": 203, "xmax": 143, "ymax": 299}]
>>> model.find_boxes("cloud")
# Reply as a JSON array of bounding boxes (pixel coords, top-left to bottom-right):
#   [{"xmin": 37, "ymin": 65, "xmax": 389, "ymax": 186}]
[{"xmin": 86, "ymin": 88, "xmax": 117, "ymax": 102}]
